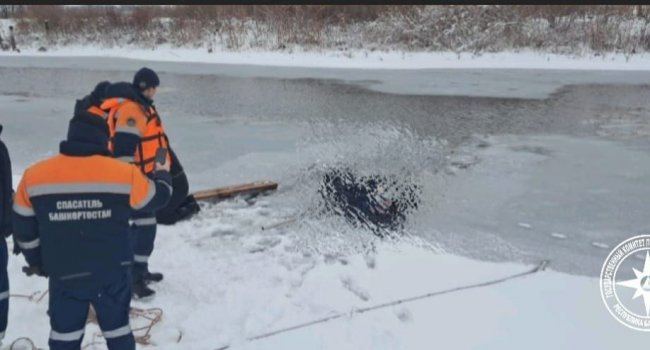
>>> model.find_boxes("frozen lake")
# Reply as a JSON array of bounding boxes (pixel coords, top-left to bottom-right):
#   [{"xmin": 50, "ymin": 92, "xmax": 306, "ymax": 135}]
[{"xmin": 1, "ymin": 57, "xmax": 650, "ymax": 277}]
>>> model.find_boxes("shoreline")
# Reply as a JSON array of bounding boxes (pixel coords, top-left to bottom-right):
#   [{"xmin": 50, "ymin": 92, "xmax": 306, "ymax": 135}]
[{"xmin": 2, "ymin": 47, "xmax": 650, "ymax": 71}]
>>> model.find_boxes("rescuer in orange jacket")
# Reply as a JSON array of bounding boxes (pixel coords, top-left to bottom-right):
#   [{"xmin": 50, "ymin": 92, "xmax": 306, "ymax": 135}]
[
  {"xmin": 13, "ymin": 113, "xmax": 172, "ymax": 350},
  {"xmin": 100, "ymin": 68, "xmax": 188, "ymax": 299}
]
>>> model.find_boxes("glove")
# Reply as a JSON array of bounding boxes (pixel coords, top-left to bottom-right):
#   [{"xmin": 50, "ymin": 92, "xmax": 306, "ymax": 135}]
[{"xmin": 22, "ymin": 265, "xmax": 47, "ymax": 278}]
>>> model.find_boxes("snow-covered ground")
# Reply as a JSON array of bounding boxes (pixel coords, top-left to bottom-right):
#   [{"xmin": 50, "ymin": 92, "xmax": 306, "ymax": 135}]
[
  {"xmin": 4, "ymin": 46, "xmax": 650, "ymax": 71},
  {"xmin": 6, "ymin": 219, "xmax": 647, "ymax": 350}
]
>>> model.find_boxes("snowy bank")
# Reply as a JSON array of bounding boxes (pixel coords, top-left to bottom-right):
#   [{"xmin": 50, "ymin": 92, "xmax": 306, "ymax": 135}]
[
  {"xmin": 3, "ymin": 46, "xmax": 650, "ymax": 71},
  {"xmin": 7, "ymin": 6, "xmax": 650, "ymax": 59}
]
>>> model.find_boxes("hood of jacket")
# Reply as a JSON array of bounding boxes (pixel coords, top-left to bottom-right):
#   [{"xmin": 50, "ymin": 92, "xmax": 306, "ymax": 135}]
[
  {"xmin": 104, "ymin": 82, "xmax": 153, "ymax": 108},
  {"xmin": 59, "ymin": 112, "xmax": 111, "ymax": 157}
]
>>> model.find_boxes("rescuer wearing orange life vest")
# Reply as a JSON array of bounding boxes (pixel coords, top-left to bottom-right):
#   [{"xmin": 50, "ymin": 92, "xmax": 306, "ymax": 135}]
[
  {"xmin": 99, "ymin": 68, "xmax": 178, "ymax": 299},
  {"xmin": 79, "ymin": 77, "xmax": 196, "ymax": 226}
]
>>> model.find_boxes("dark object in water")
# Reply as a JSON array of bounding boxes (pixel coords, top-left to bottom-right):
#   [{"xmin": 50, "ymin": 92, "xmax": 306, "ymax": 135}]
[{"xmin": 319, "ymin": 168, "xmax": 421, "ymax": 237}]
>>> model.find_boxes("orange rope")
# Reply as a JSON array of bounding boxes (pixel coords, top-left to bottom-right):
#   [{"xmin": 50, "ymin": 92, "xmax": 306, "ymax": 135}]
[
  {"xmin": 82, "ymin": 307, "xmax": 166, "ymax": 347},
  {"xmin": 9, "ymin": 290, "xmax": 48, "ymax": 303},
  {"xmin": 9, "ymin": 293, "xmax": 172, "ymax": 349},
  {"xmin": 9, "ymin": 337, "xmax": 43, "ymax": 350},
  {"xmin": 130, "ymin": 307, "xmax": 164, "ymax": 345}
]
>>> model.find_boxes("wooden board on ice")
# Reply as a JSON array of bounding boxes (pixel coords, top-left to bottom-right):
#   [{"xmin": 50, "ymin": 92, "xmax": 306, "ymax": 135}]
[{"xmin": 192, "ymin": 180, "xmax": 278, "ymax": 202}]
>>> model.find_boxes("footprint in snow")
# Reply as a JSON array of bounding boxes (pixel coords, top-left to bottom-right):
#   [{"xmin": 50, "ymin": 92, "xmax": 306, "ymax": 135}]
[
  {"xmin": 395, "ymin": 307, "xmax": 413, "ymax": 323},
  {"xmin": 247, "ymin": 237, "xmax": 282, "ymax": 254},
  {"xmin": 211, "ymin": 228, "xmax": 237, "ymax": 237},
  {"xmin": 341, "ymin": 277, "xmax": 371, "ymax": 302},
  {"xmin": 364, "ymin": 254, "xmax": 376, "ymax": 269}
]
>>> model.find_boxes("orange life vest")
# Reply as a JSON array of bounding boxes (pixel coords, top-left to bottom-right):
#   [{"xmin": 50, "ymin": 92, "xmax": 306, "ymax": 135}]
[{"xmin": 100, "ymin": 98, "xmax": 171, "ymax": 174}]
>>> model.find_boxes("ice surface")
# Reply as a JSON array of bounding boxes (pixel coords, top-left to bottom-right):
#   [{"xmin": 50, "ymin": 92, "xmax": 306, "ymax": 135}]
[
  {"xmin": 418, "ymin": 134, "xmax": 650, "ymax": 275},
  {"xmin": 5, "ymin": 55, "xmax": 650, "ymax": 99}
]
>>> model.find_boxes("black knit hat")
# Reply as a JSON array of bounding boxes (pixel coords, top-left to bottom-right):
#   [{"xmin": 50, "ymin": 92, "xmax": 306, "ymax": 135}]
[
  {"xmin": 91, "ymin": 81, "xmax": 110, "ymax": 102},
  {"xmin": 67, "ymin": 113, "xmax": 109, "ymax": 147},
  {"xmin": 133, "ymin": 67, "xmax": 160, "ymax": 91}
]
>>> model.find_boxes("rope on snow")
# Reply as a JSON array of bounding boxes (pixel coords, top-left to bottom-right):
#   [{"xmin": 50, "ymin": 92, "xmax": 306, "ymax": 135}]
[
  {"xmin": 7, "ymin": 305, "xmax": 165, "ymax": 350},
  {"xmin": 83, "ymin": 307, "xmax": 165, "ymax": 347},
  {"xmin": 9, "ymin": 337, "xmax": 43, "ymax": 350},
  {"xmin": 10, "ymin": 290, "xmax": 48, "ymax": 304},
  {"xmin": 214, "ymin": 259, "xmax": 550, "ymax": 350}
]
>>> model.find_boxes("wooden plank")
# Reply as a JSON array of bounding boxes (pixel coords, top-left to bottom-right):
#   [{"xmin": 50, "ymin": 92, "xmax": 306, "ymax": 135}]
[{"xmin": 192, "ymin": 180, "xmax": 278, "ymax": 202}]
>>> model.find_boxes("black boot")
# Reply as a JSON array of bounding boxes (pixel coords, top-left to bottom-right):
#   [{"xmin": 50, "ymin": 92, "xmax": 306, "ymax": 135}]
[
  {"xmin": 132, "ymin": 270, "xmax": 156, "ymax": 300},
  {"xmin": 143, "ymin": 268, "xmax": 164, "ymax": 284}
]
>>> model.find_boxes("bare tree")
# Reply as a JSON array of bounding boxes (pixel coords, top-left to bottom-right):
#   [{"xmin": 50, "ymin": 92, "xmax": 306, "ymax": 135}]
[{"xmin": 0, "ymin": 5, "xmax": 23, "ymax": 18}]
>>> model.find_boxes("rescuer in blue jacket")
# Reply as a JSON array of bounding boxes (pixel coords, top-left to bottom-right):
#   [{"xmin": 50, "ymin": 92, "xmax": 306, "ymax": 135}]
[
  {"xmin": 12, "ymin": 112, "xmax": 173, "ymax": 350},
  {"xmin": 0, "ymin": 125, "xmax": 12, "ymax": 345},
  {"xmin": 101, "ymin": 69, "xmax": 183, "ymax": 299}
]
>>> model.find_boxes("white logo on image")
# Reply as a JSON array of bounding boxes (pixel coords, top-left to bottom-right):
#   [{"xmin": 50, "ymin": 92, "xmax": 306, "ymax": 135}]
[{"xmin": 600, "ymin": 235, "xmax": 650, "ymax": 331}]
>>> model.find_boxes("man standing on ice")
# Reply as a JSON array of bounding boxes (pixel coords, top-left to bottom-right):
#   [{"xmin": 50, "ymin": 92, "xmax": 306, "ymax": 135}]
[
  {"xmin": 101, "ymin": 68, "xmax": 188, "ymax": 299},
  {"xmin": 12, "ymin": 113, "xmax": 172, "ymax": 349}
]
